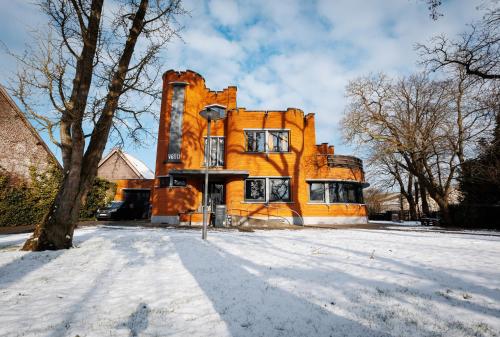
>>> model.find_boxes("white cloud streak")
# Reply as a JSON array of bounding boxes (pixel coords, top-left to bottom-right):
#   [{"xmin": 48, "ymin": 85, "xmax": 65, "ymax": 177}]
[{"xmin": 0, "ymin": 0, "xmax": 488, "ymax": 167}]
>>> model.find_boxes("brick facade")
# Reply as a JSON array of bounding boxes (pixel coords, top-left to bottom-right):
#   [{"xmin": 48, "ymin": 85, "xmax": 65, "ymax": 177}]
[
  {"xmin": 0, "ymin": 85, "xmax": 60, "ymax": 182},
  {"xmin": 151, "ymin": 70, "xmax": 368, "ymax": 226}
]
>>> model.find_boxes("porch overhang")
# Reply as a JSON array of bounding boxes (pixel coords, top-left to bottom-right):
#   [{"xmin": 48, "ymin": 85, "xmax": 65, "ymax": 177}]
[{"xmin": 168, "ymin": 169, "xmax": 249, "ymax": 178}]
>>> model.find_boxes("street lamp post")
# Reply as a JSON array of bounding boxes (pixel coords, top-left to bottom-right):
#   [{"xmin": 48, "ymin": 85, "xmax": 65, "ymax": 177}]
[
  {"xmin": 199, "ymin": 104, "xmax": 227, "ymax": 240},
  {"xmin": 202, "ymin": 116, "xmax": 211, "ymax": 240}
]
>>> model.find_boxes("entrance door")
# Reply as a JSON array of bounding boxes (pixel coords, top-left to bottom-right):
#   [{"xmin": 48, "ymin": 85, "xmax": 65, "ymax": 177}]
[{"xmin": 203, "ymin": 182, "xmax": 225, "ymax": 210}]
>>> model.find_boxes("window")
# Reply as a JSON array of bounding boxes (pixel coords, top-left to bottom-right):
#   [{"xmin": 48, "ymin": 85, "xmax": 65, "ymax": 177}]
[
  {"xmin": 245, "ymin": 177, "xmax": 292, "ymax": 202},
  {"xmin": 245, "ymin": 131, "xmax": 265, "ymax": 152},
  {"xmin": 309, "ymin": 183, "xmax": 325, "ymax": 202},
  {"xmin": 310, "ymin": 181, "xmax": 363, "ymax": 203},
  {"xmin": 245, "ymin": 130, "xmax": 289, "ymax": 153},
  {"xmin": 245, "ymin": 179, "xmax": 266, "ymax": 201},
  {"xmin": 204, "ymin": 137, "xmax": 225, "ymax": 167},
  {"xmin": 172, "ymin": 177, "xmax": 187, "ymax": 187},
  {"xmin": 158, "ymin": 176, "xmax": 187, "ymax": 188},
  {"xmin": 159, "ymin": 176, "xmax": 170, "ymax": 188},
  {"xmin": 269, "ymin": 178, "xmax": 291, "ymax": 202},
  {"xmin": 269, "ymin": 131, "xmax": 289, "ymax": 152}
]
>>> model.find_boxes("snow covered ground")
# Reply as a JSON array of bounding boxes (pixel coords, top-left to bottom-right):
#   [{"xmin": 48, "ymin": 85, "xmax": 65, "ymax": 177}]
[{"xmin": 0, "ymin": 226, "xmax": 499, "ymax": 337}]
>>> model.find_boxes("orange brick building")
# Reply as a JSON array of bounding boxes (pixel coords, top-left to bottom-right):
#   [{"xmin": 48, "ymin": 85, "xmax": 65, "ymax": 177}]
[{"xmin": 151, "ymin": 70, "xmax": 368, "ymax": 226}]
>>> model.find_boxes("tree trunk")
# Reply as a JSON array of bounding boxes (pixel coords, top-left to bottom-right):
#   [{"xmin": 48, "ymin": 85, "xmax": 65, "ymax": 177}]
[
  {"xmin": 419, "ymin": 181, "xmax": 430, "ymax": 216},
  {"xmin": 22, "ymin": 169, "xmax": 93, "ymax": 250},
  {"xmin": 433, "ymin": 196, "xmax": 451, "ymax": 226},
  {"xmin": 22, "ymin": 0, "xmax": 149, "ymax": 251},
  {"xmin": 407, "ymin": 196, "xmax": 418, "ymax": 220},
  {"xmin": 414, "ymin": 180, "xmax": 421, "ymax": 218}
]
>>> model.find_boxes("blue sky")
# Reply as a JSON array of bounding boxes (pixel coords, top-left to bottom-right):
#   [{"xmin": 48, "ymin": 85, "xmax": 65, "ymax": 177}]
[{"xmin": 0, "ymin": 0, "xmax": 487, "ymax": 171}]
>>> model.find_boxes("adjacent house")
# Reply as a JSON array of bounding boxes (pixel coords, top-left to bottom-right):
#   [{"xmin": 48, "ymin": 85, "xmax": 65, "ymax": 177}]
[
  {"xmin": 98, "ymin": 148, "xmax": 155, "ymax": 216},
  {"xmin": 0, "ymin": 85, "xmax": 60, "ymax": 182},
  {"xmin": 151, "ymin": 70, "xmax": 368, "ymax": 226}
]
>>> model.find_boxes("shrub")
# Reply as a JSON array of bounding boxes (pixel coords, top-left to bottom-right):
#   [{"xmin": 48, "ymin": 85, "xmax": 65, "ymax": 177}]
[
  {"xmin": 79, "ymin": 178, "xmax": 116, "ymax": 219},
  {"xmin": 0, "ymin": 163, "xmax": 115, "ymax": 226},
  {"xmin": 0, "ymin": 163, "xmax": 62, "ymax": 227}
]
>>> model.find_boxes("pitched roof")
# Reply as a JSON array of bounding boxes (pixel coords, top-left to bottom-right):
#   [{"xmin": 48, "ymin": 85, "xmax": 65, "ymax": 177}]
[{"xmin": 99, "ymin": 148, "xmax": 154, "ymax": 179}]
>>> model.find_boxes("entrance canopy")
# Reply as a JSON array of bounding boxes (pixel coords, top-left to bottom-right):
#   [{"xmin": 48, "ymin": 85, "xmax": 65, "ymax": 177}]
[{"xmin": 168, "ymin": 169, "xmax": 249, "ymax": 178}]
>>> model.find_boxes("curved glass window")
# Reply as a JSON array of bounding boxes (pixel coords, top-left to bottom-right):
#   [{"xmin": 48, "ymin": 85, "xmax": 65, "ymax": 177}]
[{"xmin": 310, "ymin": 181, "xmax": 363, "ymax": 204}]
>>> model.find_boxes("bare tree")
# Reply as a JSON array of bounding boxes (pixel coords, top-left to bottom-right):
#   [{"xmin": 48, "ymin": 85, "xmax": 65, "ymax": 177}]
[
  {"xmin": 425, "ymin": 0, "xmax": 443, "ymax": 21},
  {"xmin": 417, "ymin": 6, "xmax": 500, "ymax": 79},
  {"xmin": 6, "ymin": 0, "xmax": 185, "ymax": 250},
  {"xmin": 367, "ymin": 150, "xmax": 419, "ymax": 220},
  {"xmin": 362, "ymin": 188, "xmax": 386, "ymax": 216},
  {"xmin": 343, "ymin": 72, "xmax": 493, "ymax": 224}
]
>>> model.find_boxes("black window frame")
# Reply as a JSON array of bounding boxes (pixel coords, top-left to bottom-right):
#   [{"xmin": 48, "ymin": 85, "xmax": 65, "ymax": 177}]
[
  {"xmin": 158, "ymin": 176, "xmax": 188, "ymax": 188},
  {"xmin": 309, "ymin": 181, "xmax": 363, "ymax": 204},
  {"xmin": 172, "ymin": 177, "xmax": 187, "ymax": 187},
  {"xmin": 244, "ymin": 177, "xmax": 292, "ymax": 203},
  {"xmin": 244, "ymin": 178, "xmax": 266, "ymax": 202},
  {"xmin": 269, "ymin": 178, "xmax": 291, "ymax": 202}
]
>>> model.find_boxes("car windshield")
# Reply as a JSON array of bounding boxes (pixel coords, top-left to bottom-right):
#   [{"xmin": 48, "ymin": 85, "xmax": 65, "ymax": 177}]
[{"xmin": 107, "ymin": 201, "xmax": 124, "ymax": 209}]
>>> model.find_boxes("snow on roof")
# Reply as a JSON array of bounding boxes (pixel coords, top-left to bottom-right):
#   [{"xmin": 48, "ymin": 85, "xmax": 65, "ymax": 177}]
[{"xmin": 122, "ymin": 152, "xmax": 155, "ymax": 179}]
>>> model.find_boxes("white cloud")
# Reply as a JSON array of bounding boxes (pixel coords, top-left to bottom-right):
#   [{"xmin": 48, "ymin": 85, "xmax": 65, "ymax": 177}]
[
  {"xmin": 208, "ymin": 0, "xmax": 241, "ymax": 26},
  {"xmin": 0, "ymin": 0, "xmax": 490, "ymax": 167}
]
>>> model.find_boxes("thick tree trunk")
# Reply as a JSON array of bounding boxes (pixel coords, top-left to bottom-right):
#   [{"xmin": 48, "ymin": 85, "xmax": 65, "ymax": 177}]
[
  {"xmin": 419, "ymin": 182, "xmax": 430, "ymax": 216},
  {"xmin": 22, "ymin": 165, "xmax": 95, "ymax": 251},
  {"xmin": 407, "ymin": 196, "xmax": 418, "ymax": 220},
  {"xmin": 414, "ymin": 181, "xmax": 421, "ymax": 217},
  {"xmin": 434, "ymin": 196, "xmax": 451, "ymax": 226}
]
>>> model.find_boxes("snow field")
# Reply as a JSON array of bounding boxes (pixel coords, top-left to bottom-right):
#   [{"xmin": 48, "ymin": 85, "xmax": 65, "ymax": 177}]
[{"xmin": 0, "ymin": 226, "xmax": 499, "ymax": 337}]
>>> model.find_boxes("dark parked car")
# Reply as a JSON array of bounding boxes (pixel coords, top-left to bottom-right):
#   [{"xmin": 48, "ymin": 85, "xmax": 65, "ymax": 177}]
[{"xmin": 96, "ymin": 201, "xmax": 148, "ymax": 220}]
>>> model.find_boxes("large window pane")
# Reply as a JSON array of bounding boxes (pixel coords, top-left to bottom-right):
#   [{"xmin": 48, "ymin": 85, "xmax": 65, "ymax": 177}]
[
  {"xmin": 210, "ymin": 137, "xmax": 218, "ymax": 166},
  {"xmin": 204, "ymin": 137, "xmax": 224, "ymax": 167},
  {"xmin": 328, "ymin": 182, "xmax": 363, "ymax": 203},
  {"xmin": 309, "ymin": 183, "xmax": 325, "ymax": 202},
  {"xmin": 245, "ymin": 131, "xmax": 265, "ymax": 152},
  {"xmin": 270, "ymin": 178, "xmax": 291, "ymax": 202},
  {"xmin": 172, "ymin": 177, "xmax": 187, "ymax": 187},
  {"xmin": 245, "ymin": 179, "xmax": 266, "ymax": 201},
  {"xmin": 356, "ymin": 186, "xmax": 364, "ymax": 203},
  {"xmin": 269, "ymin": 131, "xmax": 289, "ymax": 152},
  {"xmin": 217, "ymin": 137, "xmax": 225, "ymax": 166},
  {"xmin": 346, "ymin": 184, "xmax": 357, "ymax": 203},
  {"xmin": 328, "ymin": 182, "xmax": 340, "ymax": 202}
]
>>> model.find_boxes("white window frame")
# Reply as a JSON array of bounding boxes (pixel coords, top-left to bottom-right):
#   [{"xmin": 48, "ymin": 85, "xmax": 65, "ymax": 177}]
[
  {"xmin": 244, "ymin": 129, "xmax": 290, "ymax": 154},
  {"xmin": 203, "ymin": 136, "xmax": 225, "ymax": 167},
  {"xmin": 244, "ymin": 176, "xmax": 293, "ymax": 203}
]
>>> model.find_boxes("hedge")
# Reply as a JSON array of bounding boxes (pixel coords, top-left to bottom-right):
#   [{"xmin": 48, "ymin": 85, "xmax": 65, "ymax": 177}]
[{"xmin": 0, "ymin": 164, "xmax": 115, "ymax": 226}]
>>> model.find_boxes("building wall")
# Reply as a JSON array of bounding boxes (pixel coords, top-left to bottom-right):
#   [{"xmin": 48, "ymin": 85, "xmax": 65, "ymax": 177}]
[
  {"xmin": 114, "ymin": 179, "xmax": 155, "ymax": 201},
  {"xmin": 0, "ymin": 86, "xmax": 59, "ymax": 182},
  {"xmin": 98, "ymin": 152, "xmax": 142, "ymax": 181},
  {"xmin": 153, "ymin": 70, "xmax": 236, "ymax": 219},
  {"xmin": 152, "ymin": 70, "xmax": 367, "ymax": 225}
]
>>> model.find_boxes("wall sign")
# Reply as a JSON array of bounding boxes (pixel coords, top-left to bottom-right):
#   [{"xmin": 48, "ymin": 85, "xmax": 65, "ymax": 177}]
[{"xmin": 167, "ymin": 83, "xmax": 187, "ymax": 162}]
